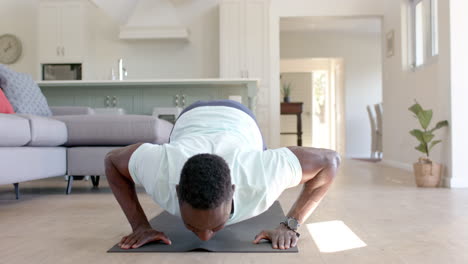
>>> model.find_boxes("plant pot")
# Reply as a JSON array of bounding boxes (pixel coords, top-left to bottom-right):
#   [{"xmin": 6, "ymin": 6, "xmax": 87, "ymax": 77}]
[
  {"xmin": 413, "ymin": 160, "xmax": 442, "ymax": 187},
  {"xmin": 283, "ymin": 96, "xmax": 291, "ymax": 103}
]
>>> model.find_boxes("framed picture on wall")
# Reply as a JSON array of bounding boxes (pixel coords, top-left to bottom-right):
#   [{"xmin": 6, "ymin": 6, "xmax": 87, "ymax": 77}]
[{"xmin": 386, "ymin": 30, "xmax": 395, "ymax": 57}]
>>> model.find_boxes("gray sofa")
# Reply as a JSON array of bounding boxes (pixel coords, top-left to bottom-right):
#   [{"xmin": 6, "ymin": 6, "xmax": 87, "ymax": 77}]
[
  {"xmin": 0, "ymin": 106, "xmax": 173, "ymax": 198},
  {"xmin": 0, "ymin": 113, "xmax": 67, "ymax": 199}
]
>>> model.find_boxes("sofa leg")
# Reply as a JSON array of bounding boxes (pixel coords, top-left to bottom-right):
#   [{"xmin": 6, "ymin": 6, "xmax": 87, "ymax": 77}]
[
  {"xmin": 90, "ymin": 175, "xmax": 100, "ymax": 188},
  {"xmin": 13, "ymin": 183, "xmax": 19, "ymax": 200},
  {"xmin": 66, "ymin": 176, "xmax": 74, "ymax": 195}
]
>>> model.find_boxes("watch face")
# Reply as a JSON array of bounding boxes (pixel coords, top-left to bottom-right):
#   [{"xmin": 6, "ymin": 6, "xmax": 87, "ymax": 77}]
[
  {"xmin": 0, "ymin": 34, "xmax": 22, "ymax": 64},
  {"xmin": 287, "ymin": 218, "xmax": 299, "ymax": 230}
]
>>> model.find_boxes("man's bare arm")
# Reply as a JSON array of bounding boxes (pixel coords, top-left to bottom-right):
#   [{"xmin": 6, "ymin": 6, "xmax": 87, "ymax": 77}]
[
  {"xmin": 105, "ymin": 143, "xmax": 171, "ymax": 249},
  {"xmin": 253, "ymin": 147, "xmax": 340, "ymax": 249},
  {"xmin": 285, "ymin": 147, "xmax": 340, "ymax": 224}
]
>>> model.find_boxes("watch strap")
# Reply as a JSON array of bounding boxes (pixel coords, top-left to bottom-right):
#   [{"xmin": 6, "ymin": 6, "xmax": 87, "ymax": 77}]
[{"xmin": 280, "ymin": 222, "xmax": 301, "ymax": 238}]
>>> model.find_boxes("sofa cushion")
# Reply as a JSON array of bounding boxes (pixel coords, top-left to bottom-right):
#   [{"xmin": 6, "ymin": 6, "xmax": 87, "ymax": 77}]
[
  {"xmin": 18, "ymin": 114, "xmax": 67, "ymax": 147},
  {"xmin": 54, "ymin": 115, "xmax": 173, "ymax": 146},
  {"xmin": 50, "ymin": 106, "xmax": 95, "ymax": 116},
  {"xmin": 0, "ymin": 64, "xmax": 52, "ymax": 116},
  {"xmin": 0, "ymin": 147, "xmax": 66, "ymax": 185},
  {"xmin": 0, "ymin": 88, "xmax": 15, "ymax": 114},
  {"xmin": 67, "ymin": 147, "xmax": 121, "ymax": 176},
  {"xmin": 0, "ymin": 114, "xmax": 31, "ymax": 147}
]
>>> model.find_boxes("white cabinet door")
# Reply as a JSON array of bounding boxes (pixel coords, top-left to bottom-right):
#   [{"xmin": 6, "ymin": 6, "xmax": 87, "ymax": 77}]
[
  {"xmin": 38, "ymin": 3, "xmax": 61, "ymax": 62},
  {"xmin": 244, "ymin": 0, "xmax": 269, "ymax": 83},
  {"xmin": 219, "ymin": 0, "xmax": 244, "ymax": 78},
  {"xmin": 219, "ymin": 0, "xmax": 269, "ymax": 81},
  {"xmin": 38, "ymin": 1, "xmax": 86, "ymax": 63},
  {"xmin": 60, "ymin": 3, "xmax": 85, "ymax": 62}
]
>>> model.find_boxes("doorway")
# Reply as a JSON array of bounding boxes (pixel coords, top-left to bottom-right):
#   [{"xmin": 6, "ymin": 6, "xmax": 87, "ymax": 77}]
[
  {"xmin": 280, "ymin": 58, "xmax": 345, "ymax": 154},
  {"xmin": 277, "ymin": 16, "xmax": 383, "ymax": 158}
]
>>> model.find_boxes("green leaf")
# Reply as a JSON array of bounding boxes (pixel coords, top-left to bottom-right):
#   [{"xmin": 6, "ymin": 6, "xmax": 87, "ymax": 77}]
[
  {"xmin": 422, "ymin": 132, "xmax": 435, "ymax": 143},
  {"xmin": 415, "ymin": 144, "xmax": 428, "ymax": 155},
  {"xmin": 429, "ymin": 140, "xmax": 442, "ymax": 152},
  {"xmin": 410, "ymin": 129, "xmax": 425, "ymax": 144},
  {"xmin": 417, "ymin": 109, "xmax": 433, "ymax": 130},
  {"xmin": 409, "ymin": 103, "xmax": 423, "ymax": 116},
  {"xmin": 430, "ymin": 120, "xmax": 449, "ymax": 132}
]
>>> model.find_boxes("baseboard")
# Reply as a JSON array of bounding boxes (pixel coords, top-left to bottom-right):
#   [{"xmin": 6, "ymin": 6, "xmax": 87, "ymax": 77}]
[
  {"xmin": 382, "ymin": 160, "xmax": 468, "ymax": 188},
  {"xmin": 450, "ymin": 177, "xmax": 468, "ymax": 188},
  {"xmin": 380, "ymin": 159, "xmax": 413, "ymax": 172}
]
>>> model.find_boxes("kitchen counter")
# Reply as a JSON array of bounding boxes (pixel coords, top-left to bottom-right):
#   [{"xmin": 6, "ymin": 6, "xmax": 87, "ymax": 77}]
[
  {"xmin": 38, "ymin": 78, "xmax": 259, "ymax": 114},
  {"xmin": 37, "ymin": 78, "xmax": 260, "ymax": 87}
]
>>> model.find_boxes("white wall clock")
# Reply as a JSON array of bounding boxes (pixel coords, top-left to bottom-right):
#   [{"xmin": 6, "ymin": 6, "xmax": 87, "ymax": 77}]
[{"xmin": 0, "ymin": 34, "xmax": 22, "ymax": 64}]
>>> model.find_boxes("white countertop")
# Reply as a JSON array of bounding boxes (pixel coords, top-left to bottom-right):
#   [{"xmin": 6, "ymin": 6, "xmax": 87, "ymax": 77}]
[{"xmin": 37, "ymin": 78, "xmax": 260, "ymax": 87}]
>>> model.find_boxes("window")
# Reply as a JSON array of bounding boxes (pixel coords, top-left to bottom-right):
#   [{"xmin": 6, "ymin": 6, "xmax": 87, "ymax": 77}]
[{"xmin": 409, "ymin": 0, "xmax": 438, "ymax": 68}]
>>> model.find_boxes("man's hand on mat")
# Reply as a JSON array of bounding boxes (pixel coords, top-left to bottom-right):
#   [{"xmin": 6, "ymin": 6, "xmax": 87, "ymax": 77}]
[
  {"xmin": 118, "ymin": 227, "xmax": 172, "ymax": 249},
  {"xmin": 252, "ymin": 225, "xmax": 299, "ymax": 250}
]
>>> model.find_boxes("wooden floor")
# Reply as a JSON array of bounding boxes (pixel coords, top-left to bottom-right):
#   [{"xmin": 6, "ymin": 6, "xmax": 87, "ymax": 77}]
[{"xmin": 1, "ymin": 160, "xmax": 468, "ymax": 264}]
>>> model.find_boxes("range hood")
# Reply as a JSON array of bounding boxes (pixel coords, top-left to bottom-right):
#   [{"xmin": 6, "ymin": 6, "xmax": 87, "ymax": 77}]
[{"xmin": 92, "ymin": 0, "xmax": 189, "ymax": 40}]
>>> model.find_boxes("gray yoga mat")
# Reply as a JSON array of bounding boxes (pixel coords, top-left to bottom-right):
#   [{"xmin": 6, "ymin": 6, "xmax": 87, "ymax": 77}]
[{"xmin": 108, "ymin": 201, "xmax": 298, "ymax": 253}]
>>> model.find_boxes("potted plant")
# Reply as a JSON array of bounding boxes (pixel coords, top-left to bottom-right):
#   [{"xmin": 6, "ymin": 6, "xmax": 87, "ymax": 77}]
[
  {"xmin": 409, "ymin": 102, "xmax": 449, "ymax": 187},
  {"xmin": 282, "ymin": 82, "xmax": 292, "ymax": 103}
]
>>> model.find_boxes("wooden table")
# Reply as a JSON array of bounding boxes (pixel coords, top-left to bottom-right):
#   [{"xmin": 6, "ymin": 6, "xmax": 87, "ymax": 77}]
[{"xmin": 280, "ymin": 102, "xmax": 303, "ymax": 146}]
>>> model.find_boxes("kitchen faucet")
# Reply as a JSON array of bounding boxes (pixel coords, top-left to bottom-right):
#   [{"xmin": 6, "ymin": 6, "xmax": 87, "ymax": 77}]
[{"xmin": 118, "ymin": 58, "xmax": 128, "ymax": 80}]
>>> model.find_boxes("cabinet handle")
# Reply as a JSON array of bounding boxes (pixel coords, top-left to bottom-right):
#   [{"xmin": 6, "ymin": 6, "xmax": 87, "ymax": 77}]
[
  {"xmin": 112, "ymin": 96, "xmax": 117, "ymax": 107},
  {"xmin": 182, "ymin": 94, "xmax": 186, "ymax": 107},
  {"xmin": 175, "ymin": 94, "xmax": 179, "ymax": 107},
  {"xmin": 105, "ymin": 96, "xmax": 110, "ymax": 107},
  {"xmin": 57, "ymin": 47, "xmax": 60, "ymax": 56},
  {"xmin": 246, "ymin": 71, "xmax": 249, "ymax": 79},
  {"xmin": 62, "ymin": 47, "xmax": 65, "ymax": 57}
]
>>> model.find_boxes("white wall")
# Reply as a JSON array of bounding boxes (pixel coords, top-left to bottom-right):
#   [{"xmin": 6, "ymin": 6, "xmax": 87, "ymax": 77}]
[
  {"xmin": 381, "ymin": 0, "xmax": 451, "ymax": 184},
  {"xmin": 268, "ymin": 0, "xmax": 385, "ymax": 148},
  {"xmin": 1, "ymin": 0, "xmax": 220, "ymax": 80},
  {"xmin": 273, "ymin": 0, "xmax": 384, "ymax": 17},
  {"xmin": 280, "ymin": 31, "xmax": 382, "ymax": 158},
  {"xmin": 90, "ymin": 0, "xmax": 220, "ymax": 80},
  {"xmin": 280, "ymin": 72, "xmax": 313, "ymax": 147},
  {"xmin": 449, "ymin": 0, "xmax": 468, "ymax": 188},
  {"xmin": 0, "ymin": 0, "xmax": 38, "ymax": 77}
]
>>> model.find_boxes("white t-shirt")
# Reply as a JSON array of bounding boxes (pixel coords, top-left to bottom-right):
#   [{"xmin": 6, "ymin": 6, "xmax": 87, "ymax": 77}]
[{"xmin": 129, "ymin": 106, "xmax": 302, "ymax": 225}]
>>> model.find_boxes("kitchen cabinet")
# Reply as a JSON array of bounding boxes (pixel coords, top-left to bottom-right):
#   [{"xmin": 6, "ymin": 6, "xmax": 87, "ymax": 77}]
[
  {"xmin": 141, "ymin": 87, "xmax": 182, "ymax": 114},
  {"xmin": 38, "ymin": 0, "xmax": 89, "ymax": 63},
  {"xmin": 141, "ymin": 87, "xmax": 217, "ymax": 114},
  {"xmin": 90, "ymin": 88, "xmax": 141, "ymax": 114},
  {"xmin": 181, "ymin": 87, "xmax": 219, "ymax": 106},
  {"xmin": 219, "ymin": 0, "xmax": 270, "ymax": 83}
]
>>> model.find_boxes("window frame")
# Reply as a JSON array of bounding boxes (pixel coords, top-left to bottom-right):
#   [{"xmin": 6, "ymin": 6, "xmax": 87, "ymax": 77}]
[{"xmin": 409, "ymin": 0, "xmax": 439, "ymax": 70}]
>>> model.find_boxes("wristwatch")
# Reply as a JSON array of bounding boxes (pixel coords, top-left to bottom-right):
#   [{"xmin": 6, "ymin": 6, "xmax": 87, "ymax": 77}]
[{"xmin": 281, "ymin": 217, "xmax": 301, "ymax": 237}]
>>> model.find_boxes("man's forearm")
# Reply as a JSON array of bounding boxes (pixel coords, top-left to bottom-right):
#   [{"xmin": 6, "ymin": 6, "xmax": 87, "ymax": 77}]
[
  {"xmin": 106, "ymin": 159, "xmax": 151, "ymax": 231},
  {"xmin": 287, "ymin": 162, "xmax": 338, "ymax": 224},
  {"xmin": 253, "ymin": 163, "xmax": 337, "ymax": 249}
]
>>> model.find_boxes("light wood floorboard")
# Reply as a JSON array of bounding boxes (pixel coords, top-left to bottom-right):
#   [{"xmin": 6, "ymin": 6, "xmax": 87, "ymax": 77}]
[{"xmin": 1, "ymin": 160, "xmax": 468, "ymax": 263}]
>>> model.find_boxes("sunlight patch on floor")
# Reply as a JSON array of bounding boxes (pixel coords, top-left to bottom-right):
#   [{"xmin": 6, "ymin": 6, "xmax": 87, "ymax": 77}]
[{"xmin": 307, "ymin": 220, "xmax": 367, "ymax": 253}]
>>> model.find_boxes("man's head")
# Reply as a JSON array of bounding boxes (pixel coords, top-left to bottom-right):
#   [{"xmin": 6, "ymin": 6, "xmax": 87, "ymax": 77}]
[{"xmin": 176, "ymin": 153, "xmax": 235, "ymax": 241}]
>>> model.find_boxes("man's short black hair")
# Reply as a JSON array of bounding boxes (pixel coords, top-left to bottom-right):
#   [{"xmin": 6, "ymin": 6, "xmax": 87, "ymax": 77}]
[{"xmin": 178, "ymin": 153, "xmax": 232, "ymax": 209}]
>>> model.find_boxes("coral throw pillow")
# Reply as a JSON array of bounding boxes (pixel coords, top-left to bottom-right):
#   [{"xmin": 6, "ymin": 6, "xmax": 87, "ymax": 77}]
[{"xmin": 0, "ymin": 88, "xmax": 15, "ymax": 114}]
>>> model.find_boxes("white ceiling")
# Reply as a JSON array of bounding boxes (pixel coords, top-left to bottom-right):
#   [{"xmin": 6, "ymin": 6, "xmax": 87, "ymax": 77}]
[
  {"xmin": 280, "ymin": 17, "xmax": 382, "ymax": 34},
  {"xmin": 90, "ymin": 0, "xmax": 193, "ymax": 25},
  {"xmin": 90, "ymin": 0, "xmax": 138, "ymax": 24}
]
